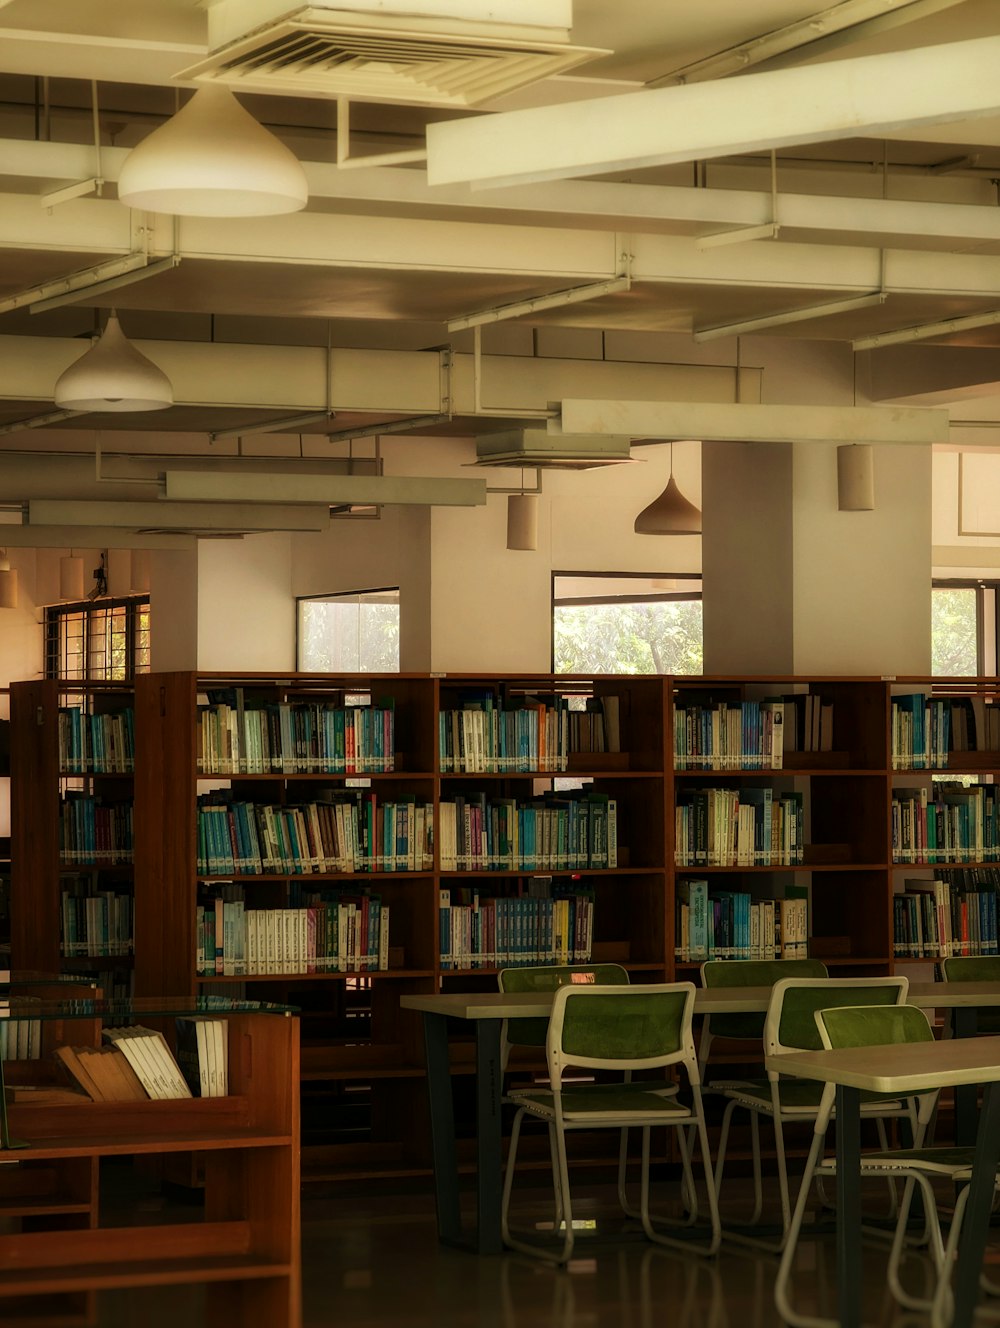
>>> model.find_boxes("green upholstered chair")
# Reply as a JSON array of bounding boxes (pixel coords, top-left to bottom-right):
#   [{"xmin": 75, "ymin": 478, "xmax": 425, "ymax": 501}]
[
  {"xmin": 940, "ymin": 954, "xmax": 1000, "ymax": 1034},
  {"xmin": 500, "ymin": 982, "xmax": 720, "ymax": 1265},
  {"xmin": 714, "ymin": 976, "xmax": 916, "ymax": 1251},
  {"xmin": 774, "ymin": 1003, "xmax": 953, "ymax": 1328},
  {"xmin": 497, "ymin": 963, "xmax": 686, "ymax": 1224}
]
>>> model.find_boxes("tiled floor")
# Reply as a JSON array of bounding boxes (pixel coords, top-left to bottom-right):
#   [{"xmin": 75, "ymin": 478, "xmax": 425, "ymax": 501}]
[{"xmin": 91, "ymin": 1167, "xmax": 959, "ymax": 1326}]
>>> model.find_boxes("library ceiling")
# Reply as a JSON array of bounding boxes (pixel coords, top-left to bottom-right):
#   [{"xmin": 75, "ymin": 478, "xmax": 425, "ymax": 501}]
[{"xmin": 0, "ymin": 0, "xmax": 999, "ymax": 492}]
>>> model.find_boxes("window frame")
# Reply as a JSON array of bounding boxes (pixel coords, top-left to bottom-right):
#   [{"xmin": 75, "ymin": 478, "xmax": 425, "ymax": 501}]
[
  {"xmin": 932, "ymin": 577, "xmax": 1000, "ymax": 677},
  {"xmin": 44, "ymin": 596, "xmax": 151, "ymax": 682}
]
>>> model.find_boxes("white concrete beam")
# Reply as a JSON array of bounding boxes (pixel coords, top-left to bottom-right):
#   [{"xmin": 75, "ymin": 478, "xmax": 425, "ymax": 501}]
[
  {"xmin": 426, "ymin": 36, "xmax": 1000, "ymax": 187},
  {"xmin": 28, "ymin": 499, "xmax": 332, "ymax": 531},
  {"xmin": 555, "ymin": 399, "xmax": 949, "ymax": 444}
]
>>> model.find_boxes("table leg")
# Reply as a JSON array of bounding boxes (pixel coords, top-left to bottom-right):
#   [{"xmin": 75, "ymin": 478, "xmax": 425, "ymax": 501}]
[
  {"xmin": 421, "ymin": 1012, "xmax": 462, "ymax": 1247},
  {"xmin": 835, "ymin": 1085, "xmax": 862, "ymax": 1328},
  {"xmin": 952, "ymin": 1081, "xmax": 1000, "ymax": 1328},
  {"xmin": 475, "ymin": 1020, "xmax": 504, "ymax": 1255},
  {"xmin": 953, "ymin": 1007, "xmax": 979, "ymax": 1145}
]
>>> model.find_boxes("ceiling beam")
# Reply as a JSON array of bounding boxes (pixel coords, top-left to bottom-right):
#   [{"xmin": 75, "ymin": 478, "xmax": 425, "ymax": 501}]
[
  {"xmin": 0, "ymin": 525, "xmax": 196, "ymax": 549},
  {"xmin": 425, "ymin": 36, "xmax": 1000, "ymax": 188},
  {"xmin": 554, "ymin": 399, "xmax": 950, "ymax": 444},
  {"xmin": 28, "ymin": 500, "xmax": 332, "ymax": 532},
  {"xmin": 163, "ymin": 472, "xmax": 488, "ymax": 506}
]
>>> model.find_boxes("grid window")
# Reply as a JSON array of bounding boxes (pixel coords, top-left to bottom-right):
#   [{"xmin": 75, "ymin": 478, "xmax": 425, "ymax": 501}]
[
  {"xmin": 45, "ymin": 598, "xmax": 151, "ymax": 682},
  {"xmin": 932, "ymin": 580, "xmax": 999, "ymax": 677}
]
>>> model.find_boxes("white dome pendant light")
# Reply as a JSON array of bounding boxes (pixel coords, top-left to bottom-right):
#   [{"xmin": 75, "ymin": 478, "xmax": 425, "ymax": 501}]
[
  {"xmin": 54, "ymin": 312, "xmax": 173, "ymax": 412},
  {"xmin": 117, "ymin": 86, "xmax": 309, "ymax": 217}
]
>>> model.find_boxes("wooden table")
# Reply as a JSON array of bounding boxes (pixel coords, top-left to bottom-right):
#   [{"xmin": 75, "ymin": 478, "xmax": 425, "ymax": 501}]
[
  {"xmin": 768, "ymin": 1036, "xmax": 1000, "ymax": 1328},
  {"xmin": 401, "ymin": 980, "xmax": 1000, "ymax": 1255}
]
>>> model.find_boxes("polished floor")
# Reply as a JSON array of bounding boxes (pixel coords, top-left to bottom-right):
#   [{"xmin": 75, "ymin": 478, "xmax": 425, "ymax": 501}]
[{"xmin": 88, "ymin": 1165, "xmax": 974, "ymax": 1327}]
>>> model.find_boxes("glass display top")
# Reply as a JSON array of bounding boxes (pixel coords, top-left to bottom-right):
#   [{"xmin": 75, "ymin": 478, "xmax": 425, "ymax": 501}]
[{"xmin": 0, "ymin": 995, "xmax": 298, "ymax": 1021}]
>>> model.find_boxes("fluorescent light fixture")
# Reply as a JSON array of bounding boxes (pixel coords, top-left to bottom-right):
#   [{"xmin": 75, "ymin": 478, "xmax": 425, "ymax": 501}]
[
  {"xmin": 0, "ymin": 254, "xmax": 150, "ymax": 314},
  {"xmin": 0, "ymin": 409, "xmax": 85, "ymax": 435},
  {"xmin": 323, "ymin": 413, "xmax": 451, "ymax": 443},
  {"xmin": 209, "ymin": 412, "xmax": 336, "ymax": 442},
  {"xmin": 852, "ymin": 308, "xmax": 1000, "ymax": 350},
  {"xmin": 53, "ymin": 314, "xmax": 173, "ymax": 412},
  {"xmin": 117, "ymin": 86, "xmax": 308, "ymax": 217},
  {"xmin": 648, "ymin": 0, "xmax": 953, "ymax": 86},
  {"xmin": 163, "ymin": 472, "xmax": 488, "ymax": 507},
  {"xmin": 696, "ymin": 222, "xmax": 780, "ymax": 250},
  {"xmin": 426, "ymin": 35, "xmax": 1000, "ymax": 189},
  {"xmin": 31, "ymin": 256, "xmax": 181, "ymax": 315},
  {"xmin": 555, "ymin": 400, "xmax": 949, "ymax": 445},
  {"xmin": 693, "ymin": 293, "xmax": 887, "ymax": 343},
  {"xmin": 29, "ymin": 500, "xmax": 330, "ymax": 533},
  {"xmin": 447, "ymin": 277, "xmax": 630, "ymax": 332}
]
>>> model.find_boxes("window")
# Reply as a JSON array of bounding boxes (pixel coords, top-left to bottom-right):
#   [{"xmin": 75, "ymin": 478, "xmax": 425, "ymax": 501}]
[
  {"xmin": 932, "ymin": 580, "xmax": 999, "ymax": 676},
  {"xmin": 553, "ymin": 574, "xmax": 703, "ymax": 675},
  {"xmin": 297, "ymin": 588, "xmax": 400, "ymax": 672},
  {"xmin": 45, "ymin": 598, "xmax": 151, "ymax": 681}
]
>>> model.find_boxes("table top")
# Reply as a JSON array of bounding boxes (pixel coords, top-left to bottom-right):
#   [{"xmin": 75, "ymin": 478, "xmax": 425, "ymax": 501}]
[
  {"xmin": 767, "ymin": 1035, "xmax": 1000, "ymax": 1093},
  {"xmin": 400, "ymin": 980, "xmax": 1000, "ymax": 1021}
]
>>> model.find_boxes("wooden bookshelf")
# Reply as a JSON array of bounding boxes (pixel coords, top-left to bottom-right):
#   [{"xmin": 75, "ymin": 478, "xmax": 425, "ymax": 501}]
[
  {"xmin": 0, "ymin": 999, "xmax": 300, "ymax": 1328},
  {"xmin": 20, "ymin": 670, "xmax": 1000, "ymax": 1184}
]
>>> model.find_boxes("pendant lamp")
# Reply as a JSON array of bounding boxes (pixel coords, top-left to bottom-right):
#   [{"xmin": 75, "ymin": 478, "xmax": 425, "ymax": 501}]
[
  {"xmin": 117, "ymin": 86, "xmax": 309, "ymax": 217},
  {"xmin": 60, "ymin": 554, "xmax": 85, "ymax": 602},
  {"xmin": 0, "ymin": 550, "xmax": 16, "ymax": 609},
  {"xmin": 837, "ymin": 444, "xmax": 875, "ymax": 511},
  {"xmin": 506, "ymin": 493, "xmax": 538, "ymax": 551},
  {"xmin": 54, "ymin": 313, "xmax": 173, "ymax": 412},
  {"xmin": 633, "ymin": 443, "xmax": 702, "ymax": 535}
]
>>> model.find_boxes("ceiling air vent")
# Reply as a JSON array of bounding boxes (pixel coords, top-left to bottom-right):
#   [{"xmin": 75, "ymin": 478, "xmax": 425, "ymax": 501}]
[
  {"xmin": 178, "ymin": 8, "xmax": 606, "ymax": 107},
  {"xmin": 475, "ymin": 428, "xmax": 634, "ymax": 471}
]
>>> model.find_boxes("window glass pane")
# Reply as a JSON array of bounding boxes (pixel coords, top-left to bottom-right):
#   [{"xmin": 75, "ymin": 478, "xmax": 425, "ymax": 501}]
[
  {"xmin": 931, "ymin": 587, "xmax": 978, "ymax": 676},
  {"xmin": 298, "ymin": 591, "xmax": 400, "ymax": 672},
  {"xmin": 554, "ymin": 576, "xmax": 703, "ymax": 676},
  {"xmin": 45, "ymin": 598, "xmax": 150, "ymax": 682}
]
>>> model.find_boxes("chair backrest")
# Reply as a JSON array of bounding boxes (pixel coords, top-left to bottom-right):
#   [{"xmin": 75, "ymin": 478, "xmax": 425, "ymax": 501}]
[
  {"xmin": 941, "ymin": 955, "xmax": 1000, "ymax": 983},
  {"xmin": 700, "ymin": 957, "xmax": 829, "ymax": 1042},
  {"xmin": 498, "ymin": 963, "xmax": 630, "ymax": 1056},
  {"xmin": 546, "ymin": 982, "xmax": 698, "ymax": 1091},
  {"xmin": 815, "ymin": 1002, "xmax": 935, "ymax": 1051},
  {"xmin": 764, "ymin": 976, "xmax": 909, "ymax": 1067}
]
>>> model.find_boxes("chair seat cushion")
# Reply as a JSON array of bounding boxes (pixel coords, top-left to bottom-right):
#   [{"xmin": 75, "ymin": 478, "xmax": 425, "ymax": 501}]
[
  {"xmin": 723, "ymin": 1080, "xmax": 908, "ymax": 1112},
  {"xmin": 505, "ymin": 1077, "xmax": 679, "ymax": 1103},
  {"xmin": 515, "ymin": 1084, "xmax": 691, "ymax": 1121},
  {"xmin": 817, "ymin": 1145, "xmax": 976, "ymax": 1178}
]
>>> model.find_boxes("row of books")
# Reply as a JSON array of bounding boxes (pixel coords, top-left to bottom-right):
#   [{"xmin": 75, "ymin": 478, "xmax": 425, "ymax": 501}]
[
  {"xmin": 674, "ymin": 879, "xmax": 809, "ymax": 961},
  {"xmin": 674, "ymin": 788, "xmax": 805, "ymax": 867},
  {"xmin": 438, "ymin": 793, "xmax": 617, "ymax": 872},
  {"xmin": 55, "ymin": 1020, "xmax": 228, "ymax": 1100},
  {"xmin": 892, "ymin": 784, "xmax": 1000, "ymax": 863},
  {"xmin": 58, "ymin": 705, "xmax": 135, "ymax": 774},
  {"xmin": 438, "ymin": 883, "xmax": 595, "ymax": 970},
  {"xmin": 438, "ymin": 694, "xmax": 619, "ymax": 774},
  {"xmin": 59, "ymin": 794, "xmax": 133, "ymax": 865},
  {"xmin": 197, "ymin": 792, "xmax": 434, "ymax": 876},
  {"xmin": 893, "ymin": 871, "xmax": 1000, "ymax": 958},
  {"xmin": 673, "ymin": 697, "xmax": 785, "ymax": 770},
  {"xmin": 0, "ymin": 1015, "xmax": 41, "ymax": 1059},
  {"xmin": 197, "ymin": 691, "xmax": 395, "ymax": 775},
  {"xmin": 60, "ymin": 884, "xmax": 133, "ymax": 957},
  {"xmin": 196, "ymin": 889, "xmax": 390, "ymax": 975},
  {"xmin": 891, "ymin": 694, "xmax": 1000, "ymax": 769}
]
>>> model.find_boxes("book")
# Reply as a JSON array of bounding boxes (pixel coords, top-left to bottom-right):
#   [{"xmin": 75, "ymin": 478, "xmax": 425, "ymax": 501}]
[
  {"xmin": 175, "ymin": 1016, "xmax": 228, "ymax": 1097},
  {"xmin": 101, "ymin": 1026, "xmax": 193, "ymax": 1100},
  {"xmin": 53, "ymin": 1044, "xmax": 106, "ymax": 1101}
]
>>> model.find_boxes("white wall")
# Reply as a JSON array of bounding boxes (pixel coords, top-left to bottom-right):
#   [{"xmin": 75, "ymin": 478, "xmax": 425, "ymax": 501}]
[{"xmin": 197, "ymin": 535, "xmax": 294, "ymax": 671}]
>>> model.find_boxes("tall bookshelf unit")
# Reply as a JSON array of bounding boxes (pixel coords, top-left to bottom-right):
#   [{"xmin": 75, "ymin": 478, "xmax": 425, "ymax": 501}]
[{"xmin": 16, "ymin": 670, "xmax": 1000, "ymax": 1183}]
